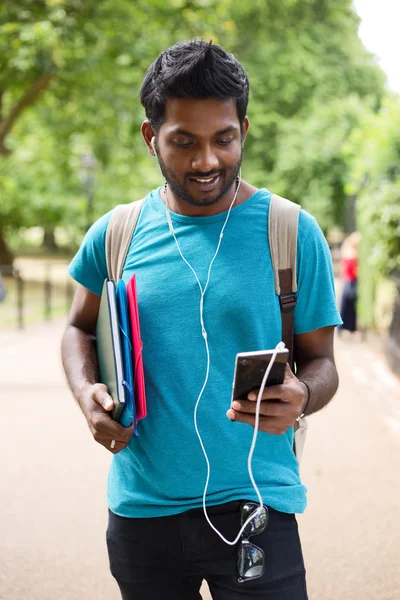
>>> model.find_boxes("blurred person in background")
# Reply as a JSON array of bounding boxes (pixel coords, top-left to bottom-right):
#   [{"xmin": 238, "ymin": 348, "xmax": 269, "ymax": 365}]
[
  {"xmin": 62, "ymin": 40, "xmax": 342, "ymax": 600},
  {"xmin": 0, "ymin": 271, "xmax": 6, "ymax": 303},
  {"xmin": 339, "ymin": 232, "xmax": 360, "ymax": 336}
]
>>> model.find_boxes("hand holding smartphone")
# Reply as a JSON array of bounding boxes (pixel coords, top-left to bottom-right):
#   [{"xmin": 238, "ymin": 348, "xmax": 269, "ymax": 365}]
[{"xmin": 231, "ymin": 348, "xmax": 289, "ymax": 402}]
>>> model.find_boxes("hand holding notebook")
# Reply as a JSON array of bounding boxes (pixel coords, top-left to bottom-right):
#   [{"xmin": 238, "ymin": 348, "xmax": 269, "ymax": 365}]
[{"xmin": 96, "ymin": 275, "xmax": 146, "ymax": 431}]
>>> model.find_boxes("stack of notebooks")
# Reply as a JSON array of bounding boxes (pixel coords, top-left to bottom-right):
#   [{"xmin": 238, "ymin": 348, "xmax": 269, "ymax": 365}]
[{"xmin": 96, "ymin": 275, "xmax": 146, "ymax": 434}]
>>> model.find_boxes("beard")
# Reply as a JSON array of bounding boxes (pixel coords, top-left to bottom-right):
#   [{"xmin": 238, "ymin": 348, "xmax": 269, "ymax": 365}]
[{"xmin": 156, "ymin": 147, "xmax": 243, "ymax": 208}]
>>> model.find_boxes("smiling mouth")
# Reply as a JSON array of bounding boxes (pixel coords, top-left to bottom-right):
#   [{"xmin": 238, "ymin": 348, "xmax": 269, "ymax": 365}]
[{"xmin": 188, "ymin": 173, "xmax": 221, "ymax": 190}]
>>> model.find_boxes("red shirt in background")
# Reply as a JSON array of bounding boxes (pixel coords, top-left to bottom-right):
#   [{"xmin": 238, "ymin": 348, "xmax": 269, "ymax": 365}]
[{"xmin": 341, "ymin": 256, "xmax": 357, "ymax": 282}]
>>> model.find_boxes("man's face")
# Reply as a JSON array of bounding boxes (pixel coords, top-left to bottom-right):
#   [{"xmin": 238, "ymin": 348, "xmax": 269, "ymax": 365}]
[{"xmin": 153, "ymin": 98, "xmax": 248, "ymax": 208}]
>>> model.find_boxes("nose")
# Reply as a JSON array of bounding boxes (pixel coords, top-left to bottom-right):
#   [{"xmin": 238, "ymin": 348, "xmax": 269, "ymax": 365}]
[{"xmin": 191, "ymin": 144, "xmax": 219, "ymax": 173}]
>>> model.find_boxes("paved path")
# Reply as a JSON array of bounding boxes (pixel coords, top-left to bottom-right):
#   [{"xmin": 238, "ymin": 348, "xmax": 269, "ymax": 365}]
[{"xmin": 0, "ymin": 320, "xmax": 399, "ymax": 599}]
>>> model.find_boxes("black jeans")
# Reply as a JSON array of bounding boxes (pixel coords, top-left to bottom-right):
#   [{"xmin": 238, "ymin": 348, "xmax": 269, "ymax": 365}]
[{"xmin": 106, "ymin": 501, "xmax": 308, "ymax": 600}]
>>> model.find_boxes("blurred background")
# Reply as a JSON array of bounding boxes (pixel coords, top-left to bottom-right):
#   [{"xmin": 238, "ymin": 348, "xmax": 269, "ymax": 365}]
[{"xmin": 1, "ymin": 1, "xmax": 400, "ymax": 599}]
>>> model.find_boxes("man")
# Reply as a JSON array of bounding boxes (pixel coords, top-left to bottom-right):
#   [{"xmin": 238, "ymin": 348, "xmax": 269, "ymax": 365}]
[{"xmin": 62, "ymin": 40, "xmax": 342, "ymax": 600}]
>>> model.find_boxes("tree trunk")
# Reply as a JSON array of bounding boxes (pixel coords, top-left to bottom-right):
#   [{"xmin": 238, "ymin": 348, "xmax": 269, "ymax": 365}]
[
  {"xmin": 42, "ymin": 227, "xmax": 58, "ymax": 251},
  {"xmin": 0, "ymin": 228, "xmax": 14, "ymax": 266}
]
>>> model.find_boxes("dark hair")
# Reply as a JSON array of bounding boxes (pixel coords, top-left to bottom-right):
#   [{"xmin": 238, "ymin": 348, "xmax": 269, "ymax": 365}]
[{"xmin": 140, "ymin": 40, "xmax": 249, "ymax": 131}]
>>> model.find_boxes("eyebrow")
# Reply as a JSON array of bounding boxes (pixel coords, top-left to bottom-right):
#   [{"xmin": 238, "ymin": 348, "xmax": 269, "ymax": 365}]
[{"xmin": 169, "ymin": 125, "xmax": 239, "ymax": 137}]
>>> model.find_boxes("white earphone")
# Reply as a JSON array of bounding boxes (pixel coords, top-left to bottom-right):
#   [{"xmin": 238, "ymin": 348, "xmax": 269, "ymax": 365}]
[
  {"xmin": 163, "ymin": 176, "xmax": 284, "ymax": 546},
  {"xmin": 166, "ymin": 206, "xmax": 174, "ymax": 235},
  {"xmin": 150, "ymin": 137, "xmax": 156, "ymax": 153}
]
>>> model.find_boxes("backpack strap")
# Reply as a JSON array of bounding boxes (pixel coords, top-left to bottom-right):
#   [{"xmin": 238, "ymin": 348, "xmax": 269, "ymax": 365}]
[
  {"xmin": 105, "ymin": 199, "xmax": 144, "ymax": 281},
  {"xmin": 268, "ymin": 194, "xmax": 301, "ymax": 369},
  {"xmin": 106, "ymin": 193, "xmax": 300, "ymax": 363},
  {"xmin": 268, "ymin": 193, "xmax": 307, "ymax": 460}
]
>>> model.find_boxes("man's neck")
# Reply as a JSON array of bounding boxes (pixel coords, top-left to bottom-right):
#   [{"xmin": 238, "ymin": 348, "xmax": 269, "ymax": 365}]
[{"xmin": 160, "ymin": 180, "xmax": 258, "ymax": 217}]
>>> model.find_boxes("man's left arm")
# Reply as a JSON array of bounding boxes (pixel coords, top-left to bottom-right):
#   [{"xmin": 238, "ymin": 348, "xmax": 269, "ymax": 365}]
[
  {"xmin": 293, "ymin": 324, "xmax": 338, "ymax": 417},
  {"xmin": 227, "ymin": 325, "xmax": 339, "ymax": 433}
]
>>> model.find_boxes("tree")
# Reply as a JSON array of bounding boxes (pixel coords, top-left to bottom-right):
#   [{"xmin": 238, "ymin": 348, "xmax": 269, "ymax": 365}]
[
  {"xmin": 230, "ymin": 0, "xmax": 386, "ymax": 219},
  {"xmin": 339, "ymin": 96, "xmax": 400, "ymax": 329},
  {"xmin": 0, "ymin": 0, "xmax": 234, "ymax": 263},
  {"xmin": 346, "ymin": 96, "xmax": 400, "ymax": 272},
  {"xmin": 268, "ymin": 95, "xmax": 372, "ymax": 231},
  {"xmin": 0, "ymin": 0, "xmax": 388, "ymax": 264}
]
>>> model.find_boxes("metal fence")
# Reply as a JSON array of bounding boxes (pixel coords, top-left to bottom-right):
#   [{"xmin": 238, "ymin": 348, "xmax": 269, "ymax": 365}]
[
  {"xmin": 0, "ymin": 262, "xmax": 75, "ymax": 329},
  {"xmin": 0, "ymin": 247, "xmax": 341, "ymax": 331}
]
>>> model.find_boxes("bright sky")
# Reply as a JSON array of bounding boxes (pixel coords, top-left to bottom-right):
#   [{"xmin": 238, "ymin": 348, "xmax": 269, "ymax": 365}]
[{"xmin": 353, "ymin": 0, "xmax": 400, "ymax": 93}]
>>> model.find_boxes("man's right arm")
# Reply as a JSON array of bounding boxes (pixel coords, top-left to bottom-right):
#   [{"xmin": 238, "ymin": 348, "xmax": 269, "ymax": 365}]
[{"xmin": 61, "ymin": 283, "xmax": 133, "ymax": 453}]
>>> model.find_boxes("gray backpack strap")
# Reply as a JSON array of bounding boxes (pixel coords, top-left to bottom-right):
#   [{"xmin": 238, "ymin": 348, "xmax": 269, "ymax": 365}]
[
  {"xmin": 268, "ymin": 193, "xmax": 301, "ymax": 369},
  {"xmin": 105, "ymin": 199, "xmax": 144, "ymax": 281}
]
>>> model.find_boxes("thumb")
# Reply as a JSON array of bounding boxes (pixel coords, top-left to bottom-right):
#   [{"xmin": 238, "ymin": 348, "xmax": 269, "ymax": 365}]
[
  {"xmin": 284, "ymin": 362, "xmax": 295, "ymax": 381},
  {"xmin": 91, "ymin": 383, "xmax": 114, "ymax": 411}
]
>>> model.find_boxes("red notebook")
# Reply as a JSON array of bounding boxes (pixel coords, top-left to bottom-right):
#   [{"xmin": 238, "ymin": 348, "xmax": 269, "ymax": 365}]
[{"xmin": 126, "ymin": 274, "xmax": 146, "ymax": 420}]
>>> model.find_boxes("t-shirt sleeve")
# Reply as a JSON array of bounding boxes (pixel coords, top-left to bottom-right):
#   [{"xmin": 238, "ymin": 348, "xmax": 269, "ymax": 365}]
[
  {"xmin": 294, "ymin": 210, "xmax": 343, "ymax": 334},
  {"xmin": 67, "ymin": 211, "xmax": 113, "ymax": 296}
]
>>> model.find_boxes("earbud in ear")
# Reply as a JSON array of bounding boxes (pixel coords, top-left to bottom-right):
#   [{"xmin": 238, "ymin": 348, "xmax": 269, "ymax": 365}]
[{"xmin": 150, "ymin": 137, "xmax": 156, "ymax": 153}]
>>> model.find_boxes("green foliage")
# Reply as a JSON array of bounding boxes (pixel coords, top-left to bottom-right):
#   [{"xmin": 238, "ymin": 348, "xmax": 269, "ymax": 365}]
[
  {"xmin": 236, "ymin": 0, "xmax": 385, "ymax": 188},
  {"xmin": 347, "ymin": 97, "xmax": 400, "ymax": 277},
  {"xmin": 0, "ymin": 111, "xmax": 82, "ymax": 230},
  {"xmin": 0, "ymin": 0, "xmax": 390, "ymax": 264},
  {"xmin": 268, "ymin": 96, "xmax": 371, "ymax": 231},
  {"xmin": 342, "ymin": 97, "xmax": 400, "ymax": 329},
  {"xmin": 0, "ymin": 0, "xmax": 234, "ymax": 250}
]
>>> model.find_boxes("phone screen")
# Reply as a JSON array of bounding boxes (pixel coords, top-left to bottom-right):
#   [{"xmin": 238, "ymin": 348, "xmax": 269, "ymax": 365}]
[{"xmin": 232, "ymin": 349, "xmax": 289, "ymax": 401}]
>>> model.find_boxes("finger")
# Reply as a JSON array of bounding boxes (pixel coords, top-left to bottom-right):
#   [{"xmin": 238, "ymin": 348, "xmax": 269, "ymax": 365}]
[
  {"xmin": 247, "ymin": 384, "xmax": 288, "ymax": 402},
  {"xmin": 90, "ymin": 412, "xmax": 133, "ymax": 444},
  {"xmin": 232, "ymin": 400, "xmax": 289, "ymax": 417},
  {"xmin": 96, "ymin": 433, "xmax": 131, "ymax": 453},
  {"xmin": 232, "ymin": 399, "xmax": 269, "ymax": 415},
  {"xmin": 100, "ymin": 439, "xmax": 126, "ymax": 455},
  {"xmin": 227, "ymin": 409, "xmax": 283, "ymax": 432},
  {"xmin": 227, "ymin": 409, "xmax": 291, "ymax": 435},
  {"xmin": 89, "ymin": 399, "xmax": 133, "ymax": 437},
  {"xmin": 284, "ymin": 362, "xmax": 295, "ymax": 379},
  {"xmin": 91, "ymin": 383, "xmax": 114, "ymax": 411},
  {"xmin": 227, "ymin": 409, "xmax": 256, "ymax": 426}
]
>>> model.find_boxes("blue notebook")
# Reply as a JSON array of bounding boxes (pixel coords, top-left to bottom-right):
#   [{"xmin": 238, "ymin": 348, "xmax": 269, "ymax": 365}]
[
  {"xmin": 96, "ymin": 280, "xmax": 126, "ymax": 422},
  {"xmin": 116, "ymin": 280, "xmax": 138, "ymax": 434}
]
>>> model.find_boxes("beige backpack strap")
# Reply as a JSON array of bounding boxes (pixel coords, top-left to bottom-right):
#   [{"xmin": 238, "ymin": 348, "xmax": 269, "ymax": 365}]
[
  {"xmin": 105, "ymin": 199, "xmax": 144, "ymax": 281},
  {"xmin": 269, "ymin": 194, "xmax": 300, "ymax": 296},
  {"xmin": 268, "ymin": 194, "xmax": 301, "ymax": 369},
  {"xmin": 268, "ymin": 193, "xmax": 307, "ymax": 461}
]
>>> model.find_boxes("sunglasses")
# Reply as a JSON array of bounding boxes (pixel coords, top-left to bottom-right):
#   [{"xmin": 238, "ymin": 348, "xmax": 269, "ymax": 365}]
[{"xmin": 237, "ymin": 502, "xmax": 269, "ymax": 583}]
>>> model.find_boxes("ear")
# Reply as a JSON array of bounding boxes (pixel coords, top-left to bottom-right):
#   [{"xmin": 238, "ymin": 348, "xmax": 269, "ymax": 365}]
[
  {"xmin": 241, "ymin": 116, "xmax": 250, "ymax": 145},
  {"xmin": 141, "ymin": 120, "xmax": 157, "ymax": 156}
]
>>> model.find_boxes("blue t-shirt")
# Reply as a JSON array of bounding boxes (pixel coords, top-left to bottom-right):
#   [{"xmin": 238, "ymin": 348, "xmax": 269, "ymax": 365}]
[{"xmin": 68, "ymin": 187, "xmax": 342, "ymax": 518}]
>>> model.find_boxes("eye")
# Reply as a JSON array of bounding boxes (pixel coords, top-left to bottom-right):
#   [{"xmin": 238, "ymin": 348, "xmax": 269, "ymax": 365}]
[
  {"xmin": 173, "ymin": 141, "xmax": 193, "ymax": 149},
  {"xmin": 216, "ymin": 138, "xmax": 234, "ymax": 146}
]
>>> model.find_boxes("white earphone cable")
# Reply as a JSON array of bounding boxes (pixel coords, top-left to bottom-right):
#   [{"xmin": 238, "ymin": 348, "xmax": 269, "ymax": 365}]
[{"xmin": 165, "ymin": 176, "xmax": 285, "ymax": 545}]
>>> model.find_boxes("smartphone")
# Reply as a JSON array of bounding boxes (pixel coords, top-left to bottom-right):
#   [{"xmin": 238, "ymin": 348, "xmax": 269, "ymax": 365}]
[{"xmin": 232, "ymin": 348, "xmax": 289, "ymax": 402}]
